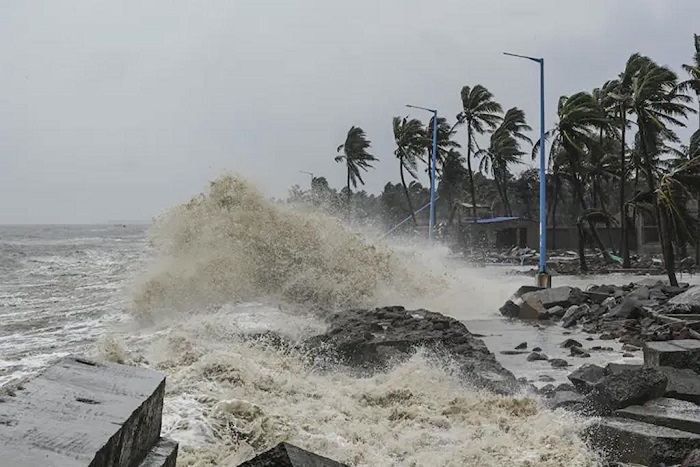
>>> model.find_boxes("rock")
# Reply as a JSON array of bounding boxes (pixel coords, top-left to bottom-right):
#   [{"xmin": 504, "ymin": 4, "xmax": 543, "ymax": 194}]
[
  {"xmin": 532, "ymin": 347, "xmax": 542, "ymax": 352},
  {"xmin": 539, "ymin": 375, "xmax": 556, "ymax": 382},
  {"xmin": 550, "ymin": 390, "xmax": 584, "ymax": 410},
  {"xmin": 585, "ymin": 417, "xmax": 700, "ymax": 465},
  {"xmin": 518, "ymin": 296, "xmax": 547, "ymax": 320},
  {"xmin": 0, "ymin": 357, "xmax": 168, "ymax": 467},
  {"xmin": 605, "ymin": 363, "xmax": 643, "ymax": 375},
  {"xmin": 609, "ymin": 296, "xmax": 644, "ymax": 319},
  {"xmin": 527, "ymin": 352, "xmax": 549, "ymax": 362},
  {"xmin": 657, "ymin": 367, "xmax": 700, "ymax": 404},
  {"xmin": 583, "ymin": 291, "xmax": 610, "ymax": 304},
  {"xmin": 556, "ymin": 383, "xmax": 576, "ymax": 392},
  {"xmin": 616, "ymin": 397, "xmax": 700, "ymax": 435},
  {"xmin": 500, "ymin": 350, "xmax": 529, "ymax": 355},
  {"xmin": 542, "ymin": 305, "xmax": 565, "ymax": 320},
  {"xmin": 239, "ymin": 442, "xmax": 348, "ymax": 467},
  {"xmin": 644, "ymin": 340, "xmax": 700, "ymax": 372},
  {"xmin": 570, "ymin": 346, "xmax": 590, "ymax": 357},
  {"xmin": 498, "ymin": 300, "xmax": 520, "ymax": 318},
  {"xmin": 585, "ymin": 337, "xmax": 594, "ymax": 341},
  {"xmin": 550, "ymin": 359, "xmax": 569, "ymax": 368},
  {"xmin": 302, "ymin": 306, "xmax": 519, "ymax": 394},
  {"xmin": 629, "ymin": 285, "xmax": 651, "ymax": 300},
  {"xmin": 562, "ymin": 305, "xmax": 589, "ymax": 328},
  {"xmin": 513, "ymin": 285, "xmax": 544, "ymax": 298},
  {"xmin": 622, "ymin": 344, "xmax": 641, "ymax": 352},
  {"xmin": 623, "ymin": 353, "xmax": 634, "ymax": 358},
  {"xmin": 561, "ymin": 338, "xmax": 583, "ymax": 348},
  {"xmin": 568, "ymin": 364, "xmax": 606, "ymax": 394},
  {"xmin": 515, "ymin": 342, "xmax": 527, "ymax": 350},
  {"xmin": 585, "ymin": 368, "xmax": 668, "ymax": 413},
  {"xmin": 521, "ymin": 286, "xmax": 586, "ymax": 309},
  {"xmin": 669, "ymin": 286, "xmax": 700, "ymax": 312},
  {"xmin": 538, "ymin": 384, "xmax": 556, "ymax": 397},
  {"xmin": 683, "ymin": 449, "xmax": 700, "ymax": 466}
]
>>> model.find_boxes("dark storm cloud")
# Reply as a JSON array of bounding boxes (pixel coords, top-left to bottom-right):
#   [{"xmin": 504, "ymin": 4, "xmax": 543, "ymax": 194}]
[{"xmin": 0, "ymin": 0, "xmax": 698, "ymax": 223}]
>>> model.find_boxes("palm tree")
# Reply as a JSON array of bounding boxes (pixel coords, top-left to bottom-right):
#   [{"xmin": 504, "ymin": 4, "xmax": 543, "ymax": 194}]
[
  {"xmin": 478, "ymin": 107, "xmax": 532, "ymax": 215},
  {"xmin": 680, "ymin": 34, "xmax": 700, "ymax": 264},
  {"xmin": 335, "ymin": 126, "xmax": 378, "ymax": 220},
  {"xmin": 457, "ymin": 85, "xmax": 503, "ymax": 220},
  {"xmin": 534, "ymin": 92, "xmax": 612, "ymax": 268},
  {"xmin": 630, "ymin": 56, "xmax": 695, "ymax": 285},
  {"xmin": 425, "ymin": 115, "xmax": 461, "ymax": 174},
  {"xmin": 393, "ymin": 117, "xmax": 426, "ymax": 225}
]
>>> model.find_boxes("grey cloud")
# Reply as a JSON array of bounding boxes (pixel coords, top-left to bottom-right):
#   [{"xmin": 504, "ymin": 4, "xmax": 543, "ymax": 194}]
[{"xmin": 0, "ymin": 0, "xmax": 698, "ymax": 223}]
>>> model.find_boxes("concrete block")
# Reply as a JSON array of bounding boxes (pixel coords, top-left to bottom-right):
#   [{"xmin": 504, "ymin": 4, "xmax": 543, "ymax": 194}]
[
  {"xmin": 616, "ymin": 397, "xmax": 700, "ymax": 435},
  {"xmin": 585, "ymin": 417, "xmax": 700, "ymax": 465},
  {"xmin": 657, "ymin": 366, "xmax": 700, "ymax": 404},
  {"xmin": 238, "ymin": 442, "xmax": 348, "ymax": 467},
  {"xmin": 644, "ymin": 340, "xmax": 700, "ymax": 371},
  {"xmin": 0, "ymin": 356, "xmax": 166, "ymax": 467},
  {"xmin": 138, "ymin": 438, "xmax": 178, "ymax": 467}
]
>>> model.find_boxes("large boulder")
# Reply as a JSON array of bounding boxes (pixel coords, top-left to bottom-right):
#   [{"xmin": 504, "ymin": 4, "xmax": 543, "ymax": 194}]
[
  {"xmin": 568, "ymin": 364, "xmax": 606, "ymax": 394},
  {"xmin": 584, "ymin": 368, "xmax": 668, "ymax": 414},
  {"xmin": 302, "ymin": 306, "xmax": 519, "ymax": 394},
  {"xmin": 518, "ymin": 295, "xmax": 547, "ymax": 320},
  {"xmin": 669, "ymin": 286, "xmax": 700, "ymax": 312},
  {"xmin": 521, "ymin": 286, "xmax": 586, "ymax": 309}
]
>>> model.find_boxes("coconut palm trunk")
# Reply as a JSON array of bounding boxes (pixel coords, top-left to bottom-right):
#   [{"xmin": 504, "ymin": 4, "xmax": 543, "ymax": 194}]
[
  {"xmin": 620, "ymin": 107, "xmax": 631, "ymax": 267},
  {"xmin": 466, "ymin": 130, "xmax": 478, "ymax": 221},
  {"xmin": 399, "ymin": 164, "xmax": 417, "ymax": 226}
]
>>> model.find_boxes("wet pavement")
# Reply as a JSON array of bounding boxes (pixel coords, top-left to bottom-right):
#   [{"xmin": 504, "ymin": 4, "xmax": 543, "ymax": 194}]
[{"xmin": 464, "ymin": 317, "xmax": 643, "ymax": 388}]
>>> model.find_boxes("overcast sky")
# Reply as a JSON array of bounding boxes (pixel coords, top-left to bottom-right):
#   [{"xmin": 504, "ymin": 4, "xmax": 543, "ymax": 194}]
[{"xmin": 1, "ymin": 1, "xmax": 699, "ymax": 223}]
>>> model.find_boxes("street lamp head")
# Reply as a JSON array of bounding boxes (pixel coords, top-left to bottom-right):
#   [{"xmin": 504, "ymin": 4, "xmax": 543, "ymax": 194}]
[
  {"xmin": 503, "ymin": 52, "xmax": 543, "ymax": 63},
  {"xmin": 406, "ymin": 104, "xmax": 437, "ymax": 114}
]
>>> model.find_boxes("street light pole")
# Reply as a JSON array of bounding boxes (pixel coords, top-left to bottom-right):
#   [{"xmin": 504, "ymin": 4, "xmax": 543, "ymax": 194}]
[
  {"xmin": 504, "ymin": 52, "xmax": 550, "ymax": 288},
  {"xmin": 406, "ymin": 104, "xmax": 438, "ymax": 240}
]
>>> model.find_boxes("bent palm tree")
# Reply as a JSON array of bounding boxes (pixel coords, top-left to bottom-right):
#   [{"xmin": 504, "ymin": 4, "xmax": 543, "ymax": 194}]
[
  {"xmin": 393, "ymin": 117, "xmax": 426, "ymax": 225},
  {"xmin": 335, "ymin": 126, "xmax": 378, "ymax": 220},
  {"xmin": 630, "ymin": 56, "xmax": 695, "ymax": 285},
  {"xmin": 457, "ymin": 85, "xmax": 503, "ymax": 220},
  {"xmin": 478, "ymin": 108, "xmax": 532, "ymax": 215},
  {"xmin": 533, "ymin": 92, "xmax": 613, "ymax": 265},
  {"xmin": 680, "ymin": 34, "xmax": 700, "ymax": 264}
]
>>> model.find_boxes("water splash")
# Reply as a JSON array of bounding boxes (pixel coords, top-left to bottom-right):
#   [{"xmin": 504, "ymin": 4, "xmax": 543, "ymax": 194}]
[{"xmin": 132, "ymin": 174, "xmax": 438, "ymax": 322}]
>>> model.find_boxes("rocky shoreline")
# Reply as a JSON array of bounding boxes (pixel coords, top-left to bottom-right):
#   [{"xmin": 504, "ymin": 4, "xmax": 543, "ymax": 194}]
[
  {"xmin": 242, "ymin": 288, "xmax": 700, "ymax": 466},
  {"xmin": 498, "ymin": 282, "xmax": 700, "ymax": 466}
]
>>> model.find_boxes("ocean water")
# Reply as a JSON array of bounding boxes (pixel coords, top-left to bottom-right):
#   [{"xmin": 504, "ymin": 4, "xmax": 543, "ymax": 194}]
[{"xmin": 9, "ymin": 175, "xmax": 687, "ymax": 465}]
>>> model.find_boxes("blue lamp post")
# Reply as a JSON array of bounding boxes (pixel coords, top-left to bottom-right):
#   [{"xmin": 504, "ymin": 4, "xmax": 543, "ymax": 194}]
[
  {"xmin": 503, "ymin": 52, "xmax": 550, "ymax": 287},
  {"xmin": 406, "ymin": 104, "xmax": 438, "ymax": 240}
]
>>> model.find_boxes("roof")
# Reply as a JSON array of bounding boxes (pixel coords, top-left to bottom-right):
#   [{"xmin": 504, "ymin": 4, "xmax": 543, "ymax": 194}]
[
  {"xmin": 459, "ymin": 202, "xmax": 491, "ymax": 209},
  {"xmin": 474, "ymin": 216, "xmax": 521, "ymax": 224}
]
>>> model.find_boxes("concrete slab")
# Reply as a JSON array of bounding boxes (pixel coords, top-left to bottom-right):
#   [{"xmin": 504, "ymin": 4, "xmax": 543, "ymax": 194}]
[
  {"xmin": 0, "ymin": 356, "xmax": 166, "ymax": 467},
  {"xmin": 644, "ymin": 340, "xmax": 700, "ymax": 372},
  {"xmin": 616, "ymin": 397, "xmax": 700, "ymax": 435},
  {"xmin": 658, "ymin": 367, "xmax": 700, "ymax": 404},
  {"xmin": 138, "ymin": 438, "xmax": 178, "ymax": 467},
  {"xmin": 238, "ymin": 442, "xmax": 349, "ymax": 467},
  {"xmin": 585, "ymin": 417, "xmax": 700, "ymax": 465}
]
